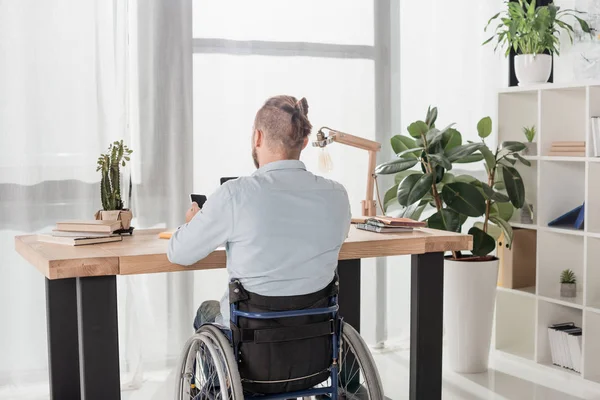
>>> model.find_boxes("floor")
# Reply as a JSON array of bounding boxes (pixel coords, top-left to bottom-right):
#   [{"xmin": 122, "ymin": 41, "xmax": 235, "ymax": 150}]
[{"xmin": 2, "ymin": 349, "xmax": 600, "ymax": 400}]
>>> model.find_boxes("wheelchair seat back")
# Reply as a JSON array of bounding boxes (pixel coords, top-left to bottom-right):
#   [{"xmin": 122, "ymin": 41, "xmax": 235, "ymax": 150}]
[{"xmin": 229, "ymin": 278, "xmax": 339, "ymax": 395}]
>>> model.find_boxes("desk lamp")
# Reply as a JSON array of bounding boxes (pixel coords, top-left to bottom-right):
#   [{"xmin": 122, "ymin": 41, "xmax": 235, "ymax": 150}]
[{"xmin": 312, "ymin": 127, "xmax": 382, "ymax": 217}]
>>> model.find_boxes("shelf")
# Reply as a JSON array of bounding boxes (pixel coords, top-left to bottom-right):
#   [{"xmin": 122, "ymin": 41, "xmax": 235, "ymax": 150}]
[
  {"xmin": 498, "ymin": 81, "xmax": 600, "ymax": 94},
  {"xmin": 539, "ymin": 156, "xmax": 587, "ymax": 162},
  {"xmin": 537, "ymin": 301, "xmax": 583, "ymax": 366},
  {"xmin": 539, "ymin": 226, "xmax": 586, "ymax": 237},
  {"xmin": 497, "ymin": 285, "xmax": 536, "ymax": 298},
  {"xmin": 496, "ymin": 344, "xmax": 535, "ymax": 361},
  {"xmin": 509, "ymin": 222, "xmax": 538, "ymax": 230},
  {"xmin": 539, "ymin": 294, "xmax": 584, "ymax": 310},
  {"xmin": 586, "ymin": 306, "xmax": 600, "ymax": 315},
  {"xmin": 539, "ymin": 362, "xmax": 582, "ymax": 377}
]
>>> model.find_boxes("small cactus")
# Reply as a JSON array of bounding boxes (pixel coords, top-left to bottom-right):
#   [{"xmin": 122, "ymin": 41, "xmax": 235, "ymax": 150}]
[
  {"xmin": 96, "ymin": 140, "xmax": 133, "ymax": 211},
  {"xmin": 560, "ymin": 269, "xmax": 576, "ymax": 284}
]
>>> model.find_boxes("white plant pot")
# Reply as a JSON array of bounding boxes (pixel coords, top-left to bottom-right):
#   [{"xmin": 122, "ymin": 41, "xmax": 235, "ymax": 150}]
[
  {"xmin": 444, "ymin": 257, "xmax": 499, "ymax": 373},
  {"xmin": 514, "ymin": 54, "xmax": 552, "ymax": 86}
]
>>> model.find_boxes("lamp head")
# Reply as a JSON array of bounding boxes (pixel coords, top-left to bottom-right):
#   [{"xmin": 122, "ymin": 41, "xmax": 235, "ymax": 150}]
[{"xmin": 312, "ymin": 127, "xmax": 334, "ymax": 148}]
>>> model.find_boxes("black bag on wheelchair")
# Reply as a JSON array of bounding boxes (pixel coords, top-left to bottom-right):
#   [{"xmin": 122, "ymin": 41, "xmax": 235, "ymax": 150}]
[{"xmin": 229, "ymin": 278, "xmax": 339, "ymax": 395}]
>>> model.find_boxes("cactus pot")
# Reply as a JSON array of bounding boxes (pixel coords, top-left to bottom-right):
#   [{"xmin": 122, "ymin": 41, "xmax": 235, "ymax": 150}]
[{"xmin": 95, "ymin": 209, "xmax": 133, "ymax": 230}]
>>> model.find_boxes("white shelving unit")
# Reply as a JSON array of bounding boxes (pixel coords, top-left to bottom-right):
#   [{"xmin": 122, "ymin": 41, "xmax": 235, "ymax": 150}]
[{"xmin": 495, "ymin": 82, "xmax": 600, "ymax": 384}]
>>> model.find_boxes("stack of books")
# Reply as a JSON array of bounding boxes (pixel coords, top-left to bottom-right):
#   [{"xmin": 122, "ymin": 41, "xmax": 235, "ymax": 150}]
[
  {"xmin": 38, "ymin": 220, "xmax": 123, "ymax": 246},
  {"xmin": 353, "ymin": 216, "xmax": 426, "ymax": 233},
  {"xmin": 591, "ymin": 117, "xmax": 600, "ymax": 157},
  {"xmin": 548, "ymin": 141, "xmax": 586, "ymax": 157},
  {"xmin": 548, "ymin": 322, "xmax": 582, "ymax": 372}
]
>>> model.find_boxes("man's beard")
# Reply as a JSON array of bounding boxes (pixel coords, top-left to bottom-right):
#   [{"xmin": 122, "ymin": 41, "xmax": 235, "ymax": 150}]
[{"xmin": 252, "ymin": 147, "xmax": 259, "ymax": 169}]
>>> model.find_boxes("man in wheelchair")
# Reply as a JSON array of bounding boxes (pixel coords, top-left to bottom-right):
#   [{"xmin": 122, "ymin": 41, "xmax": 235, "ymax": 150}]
[{"xmin": 168, "ymin": 96, "xmax": 382, "ymax": 399}]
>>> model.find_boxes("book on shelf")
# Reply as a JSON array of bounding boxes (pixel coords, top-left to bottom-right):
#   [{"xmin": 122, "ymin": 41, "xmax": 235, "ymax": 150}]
[
  {"xmin": 548, "ymin": 141, "xmax": 586, "ymax": 157},
  {"xmin": 37, "ymin": 234, "xmax": 123, "ymax": 246},
  {"xmin": 547, "ymin": 323, "xmax": 582, "ymax": 372},
  {"xmin": 55, "ymin": 220, "xmax": 122, "ymax": 233}
]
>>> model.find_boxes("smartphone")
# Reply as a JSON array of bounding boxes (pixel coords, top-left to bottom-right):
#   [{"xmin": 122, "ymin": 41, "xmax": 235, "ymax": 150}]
[{"xmin": 190, "ymin": 194, "xmax": 207, "ymax": 208}]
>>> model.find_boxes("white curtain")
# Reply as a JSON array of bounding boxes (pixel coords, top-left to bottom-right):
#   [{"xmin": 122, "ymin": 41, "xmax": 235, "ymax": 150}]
[{"xmin": 0, "ymin": 0, "xmax": 192, "ymax": 396}]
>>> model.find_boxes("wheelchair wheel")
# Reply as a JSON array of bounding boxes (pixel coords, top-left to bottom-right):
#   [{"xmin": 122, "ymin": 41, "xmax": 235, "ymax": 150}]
[
  {"xmin": 315, "ymin": 322, "xmax": 384, "ymax": 399},
  {"xmin": 337, "ymin": 322, "xmax": 384, "ymax": 399},
  {"xmin": 176, "ymin": 324, "xmax": 244, "ymax": 400}
]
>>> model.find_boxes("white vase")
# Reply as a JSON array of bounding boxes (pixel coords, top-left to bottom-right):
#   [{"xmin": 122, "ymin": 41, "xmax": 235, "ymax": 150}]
[
  {"xmin": 514, "ymin": 54, "xmax": 552, "ymax": 86},
  {"xmin": 444, "ymin": 257, "xmax": 499, "ymax": 373}
]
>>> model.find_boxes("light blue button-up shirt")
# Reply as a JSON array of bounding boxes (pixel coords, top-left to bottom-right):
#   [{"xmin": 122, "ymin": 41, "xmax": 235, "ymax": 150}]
[{"xmin": 167, "ymin": 160, "xmax": 351, "ymax": 325}]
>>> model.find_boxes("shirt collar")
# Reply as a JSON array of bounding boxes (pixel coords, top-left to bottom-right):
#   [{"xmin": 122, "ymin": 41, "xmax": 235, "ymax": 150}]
[{"xmin": 253, "ymin": 160, "xmax": 307, "ymax": 175}]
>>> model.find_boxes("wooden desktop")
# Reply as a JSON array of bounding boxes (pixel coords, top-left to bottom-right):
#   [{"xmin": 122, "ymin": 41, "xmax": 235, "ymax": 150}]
[{"xmin": 15, "ymin": 226, "xmax": 472, "ymax": 400}]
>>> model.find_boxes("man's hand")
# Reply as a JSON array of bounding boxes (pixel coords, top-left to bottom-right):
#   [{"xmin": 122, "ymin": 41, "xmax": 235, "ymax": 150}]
[{"xmin": 186, "ymin": 202, "xmax": 201, "ymax": 223}]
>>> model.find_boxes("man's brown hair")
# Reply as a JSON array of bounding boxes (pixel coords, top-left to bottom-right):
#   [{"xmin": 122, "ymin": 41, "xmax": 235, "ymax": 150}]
[{"xmin": 254, "ymin": 95, "xmax": 312, "ymax": 158}]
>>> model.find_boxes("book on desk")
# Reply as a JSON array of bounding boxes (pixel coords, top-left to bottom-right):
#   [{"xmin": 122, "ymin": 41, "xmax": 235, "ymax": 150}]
[{"xmin": 38, "ymin": 220, "xmax": 123, "ymax": 246}]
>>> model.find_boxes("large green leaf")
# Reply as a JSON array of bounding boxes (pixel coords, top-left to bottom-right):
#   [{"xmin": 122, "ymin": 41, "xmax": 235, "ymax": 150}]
[
  {"xmin": 407, "ymin": 121, "xmax": 429, "ymax": 138},
  {"xmin": 480, "ymin": 145, "xmax": 496, "ymax": 172},
  {"xmin": 502, "ymin": 166, "xmax": 525, "ymax": 208},
  {"xmin": 384, "ymin": 184, "xmax": 399, "ymax": 211},
  {"xmin": 490, "ymin": 201, "xmax": 514, "ymax": 221},
  {"xmin": 446, "ymin": 142, "xmax": 485, "ymax": 162},
  {"xmin": 501, "ymin": 141, "xmax": 526, "ymax": 152},
  {"xmin": 454, "ymin": 153, "xmax": 485, "ymax": 163},
  {"xmin": 426, "ymin": 106, "xmax": 438, "ymax": 127},
  {"xmin": 428, "ymin": 209, "xmax": 462, "ymax": 232},
  {"xmin": 514, "ymin": 153, "xmax": 532, "ymax": 167},
  {"xmin": 454, "ymin": 174, "xmax": 478, "ymax": 184},
  {"xmin": 394, "ymin": 170, "xmax": 420, "ymax": 184},
  {"xmin": 490, "ymin": 216, "xmax": 514, "ymax": 248},
  {"xmin": 474, "ymin": 222, "xmax": 503, "ymax": 241},
  {"xmin": 477, "ymin": 116, "xmax": 493, "ymax": 138},
  {"xmin": 375, "ymin": 158, "xmax": 418, "ymax": 175},
  {"xmin": 396, "ymin": 147, "xmax": 425, "ymax": 159},
  {"xmin": 442, "ymin": 182, "xmax": 486, "ymax": 217},
  {"xmin": 428, "ymin": 153, "xmax": 452, "ymax": 170},
  {"xmin": 425, "ymin": 128, "xmax": 442, "ymax": 148},
  {"xmin": 468, "ymin": 226, "xmax": 496, "ymax": 256},
  {"xmin": 391, "ymin": 135, "xmax": 418, "ymax": 158},
  {"xmin": 398, "ymin": 173, "xmax": 433, "ymax": 206},
  {"xmin": 482, "ymin": 183, "xmax": 510, "ymax": 202},
  {"xmin": 399, "ymin": 201, "xmax": 427, "ymax": 220},
  {"xmin": 442, "ymin": 128, "xmax": 462, "ymax": 151}
]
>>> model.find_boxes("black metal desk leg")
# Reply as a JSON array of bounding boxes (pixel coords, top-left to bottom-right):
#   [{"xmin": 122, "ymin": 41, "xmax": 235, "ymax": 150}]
[
  {"xmin": 77, "ymin": 276, "xmax": 121, "ymax": 400},
  {"xmin": 410, "ymin": 252, "xmax": 444, "ymax": 400},
  {"xmin": 46, "ymin": 278, "xmax": 81, "ymax": 400},
  {"xmin": 337, "ymin": 258, "xmax": 361, "ymax": 333}
]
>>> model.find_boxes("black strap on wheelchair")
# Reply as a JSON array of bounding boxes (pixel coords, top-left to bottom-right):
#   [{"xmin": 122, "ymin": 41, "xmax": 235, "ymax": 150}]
[{"xmin": 232, "ymin": 320, "xmax": 334, "ymax": 344}]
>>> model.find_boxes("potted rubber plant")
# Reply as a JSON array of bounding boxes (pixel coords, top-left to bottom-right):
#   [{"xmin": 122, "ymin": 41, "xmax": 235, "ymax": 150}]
[
  {"xmin": 484, "ymin": 0, "xmax": 591, "ymax": 86},
  {"xmin": 376, "ymin": 107, "xmax": 529, "ymax": 373},
  {"xmin": 95, "ymin": 140, "xmax": 134, "ymax": 230},
  {"xmin": 560, "ymin": 269, "xmax": 577, "ymax": 298}
]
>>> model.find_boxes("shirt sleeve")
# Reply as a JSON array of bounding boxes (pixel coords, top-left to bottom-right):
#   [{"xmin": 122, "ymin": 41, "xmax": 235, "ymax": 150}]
[{"xmin": 167, "ymin": 185, "xmax": 234, "ymax": 266}]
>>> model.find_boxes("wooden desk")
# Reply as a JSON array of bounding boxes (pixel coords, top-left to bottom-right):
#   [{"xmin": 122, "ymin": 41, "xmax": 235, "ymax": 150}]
[{"xmin": 15, "ymin": 227, "xmax": 471, "ymax": 400}]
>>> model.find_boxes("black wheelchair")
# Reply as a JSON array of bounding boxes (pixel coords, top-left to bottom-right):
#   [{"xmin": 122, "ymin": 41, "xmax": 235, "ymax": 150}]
[{"xmin": 175, "ymin": 277, "xmax": 383, "ymax": 399}]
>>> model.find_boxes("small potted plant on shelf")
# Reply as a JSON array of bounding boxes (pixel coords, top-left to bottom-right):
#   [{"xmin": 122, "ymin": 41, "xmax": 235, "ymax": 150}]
[
  {"xmin": 483, "ymin": 0, "xmax": 592, "ymax": 86},
  {"xmin": 95, "ymin": 140, "xmax": 134, "ymax": 231},
  {"xmin": 376, "ymin": 107, "xmax": 529, "ymax": 373},
  {"xmin": 523, "ymin": 125, "xmax": 537, "ymax": 155},
  {"xmin": 560, "ymin": 269, "xmax": 577, "ymax": 298}
]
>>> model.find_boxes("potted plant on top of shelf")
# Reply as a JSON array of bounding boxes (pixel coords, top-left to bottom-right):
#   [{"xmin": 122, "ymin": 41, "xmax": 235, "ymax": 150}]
[
  {"xmin": 484, "ymin": 0, "xmax": 592, "ymax": 86},
  {"xmin": 376, "ymin": 107, "xmax": 529, "ymax": 373},
  {"xmin": 95, "ymin": 140, "xmax": 134, "ymax": 231}
]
